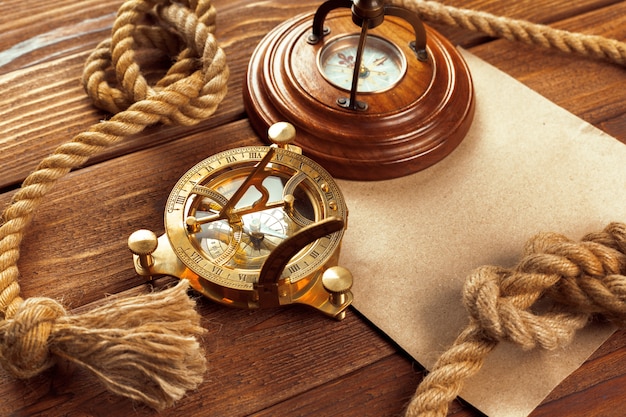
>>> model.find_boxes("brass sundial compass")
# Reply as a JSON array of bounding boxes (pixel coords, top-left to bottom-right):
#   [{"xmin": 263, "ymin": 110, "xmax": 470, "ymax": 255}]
[
  {"xmin": 128, "ymin": 123, "xmax": 353, "ymax": 320},
  {"xmin": 243, "ymin": 0, "xmax": 475, "ymax": 180}
]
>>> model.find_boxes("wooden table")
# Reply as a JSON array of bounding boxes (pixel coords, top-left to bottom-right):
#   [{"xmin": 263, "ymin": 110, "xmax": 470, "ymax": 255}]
[{"xmin": 1, "ymin": 1, "xmax": 625, "ymax": 416}]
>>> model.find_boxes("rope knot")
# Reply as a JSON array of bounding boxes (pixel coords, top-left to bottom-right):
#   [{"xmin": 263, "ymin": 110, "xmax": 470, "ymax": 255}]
[
  {"xmin": 0, "ymin": 297, "xmax": 66, "ymax": 379},
  {"xmin": 462, "ymin": 223, "xmax": 626, "ymax": 351},
  {"xmin": 462, "ymin": 265, "xmax": 587, "ymax": 350},
  {"xmin": 0, "ymin": 281, "xmax": 207, "ymax": 410},
  {"xmin": 82, "ymin": 0, "xmax": 229, "ymax": 125}
]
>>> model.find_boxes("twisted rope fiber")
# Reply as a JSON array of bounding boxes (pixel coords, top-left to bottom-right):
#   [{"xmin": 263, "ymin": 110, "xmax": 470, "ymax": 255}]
[
  {"xmin": 404, "ymin": 223, "xmax": 626, "ymax": 417},
  {"xmin": 389, "ymin": 1, "xmax": 626, "ymax": 414},
  {"xmin": 0, "ymin": 0, "xmax": 624, "ymax": 413},
  {"xmin": 0, "ymin": 0, "xmax": 228, "ymax": 409},
  {"xmin": 394, "ymin": 0, "xmax": 626, "ymax": 66}
]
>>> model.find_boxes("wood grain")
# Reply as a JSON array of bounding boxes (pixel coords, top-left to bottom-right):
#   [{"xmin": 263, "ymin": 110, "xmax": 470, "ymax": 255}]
[{"xmin": 1, "ymin": 0, "xmax": 625, "ymax": 416}]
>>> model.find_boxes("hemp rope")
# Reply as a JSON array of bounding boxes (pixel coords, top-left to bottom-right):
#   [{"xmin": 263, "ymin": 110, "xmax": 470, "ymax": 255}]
[
  {"xmin": 394, "ymin": 0, "xmax": 626, "ymax": 66},
  {"xmin": 404, "ymin": 223, "xmax": 626, "ymax": 416},
  {"xmin": 0, "ymin": 0, "xmax": 228, "ymax": 410},
  {"xmin": 0, "ymin": 0, "xmax": 623, "ymax": 412}
]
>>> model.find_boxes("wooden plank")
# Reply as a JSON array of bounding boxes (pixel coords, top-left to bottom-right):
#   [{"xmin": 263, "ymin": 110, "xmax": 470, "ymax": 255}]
[
  {"xmin": 0, "ymin": 275, "xmax": 398, "ymax": 416},
  {"xmin": 252, "ymin": 354, "xmax": 424, "ymax": 417},
  {"xmin": 0, "ymin": 0, "xmax": 118, "ymax": 54}
]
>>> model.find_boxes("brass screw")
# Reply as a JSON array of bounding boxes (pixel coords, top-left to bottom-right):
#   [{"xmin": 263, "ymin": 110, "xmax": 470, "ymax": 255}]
[
  {"xmin": 128, "ymin": 229, "xmax": 158, "ymax": 269},
  {"xmin": 283, "ymin": 193, "xmax": 295, "ymax": 212}
]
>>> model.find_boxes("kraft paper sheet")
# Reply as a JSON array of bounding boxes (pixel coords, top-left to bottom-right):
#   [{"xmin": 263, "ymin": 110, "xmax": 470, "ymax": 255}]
[{"xmin": 338, "ymin": 50, "xmax": 624, "ymax": 417}]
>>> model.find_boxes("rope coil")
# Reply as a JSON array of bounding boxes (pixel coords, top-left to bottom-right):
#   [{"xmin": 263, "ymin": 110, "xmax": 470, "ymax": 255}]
[
  {"xmin": 0, "ymin": 0, "xmax": 624, "ymax": 413},
  {"xmin": 0, "ymin": 0, "xmax": 228, "ymax": 409}
]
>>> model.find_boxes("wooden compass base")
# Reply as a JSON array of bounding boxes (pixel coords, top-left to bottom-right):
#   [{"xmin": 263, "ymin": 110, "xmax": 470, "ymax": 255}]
[{"xmin": 243, "ymin": 10, "xmax": 475, "ymax": 181}]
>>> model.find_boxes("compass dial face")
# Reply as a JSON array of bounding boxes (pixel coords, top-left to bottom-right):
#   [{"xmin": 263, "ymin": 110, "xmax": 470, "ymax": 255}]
[
  {"xmin": 317, "ymin": 34, "xmax": 407, "ymax": 93},
  {"xmin": 164, "ymin": 146, "xmax": 347, "ymax": 291}
]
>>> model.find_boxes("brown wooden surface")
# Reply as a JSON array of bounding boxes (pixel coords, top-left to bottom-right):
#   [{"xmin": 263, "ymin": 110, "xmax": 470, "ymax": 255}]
[{"xmin": 1, "ymin": 1, "xmax": 625, "ymax": 416}]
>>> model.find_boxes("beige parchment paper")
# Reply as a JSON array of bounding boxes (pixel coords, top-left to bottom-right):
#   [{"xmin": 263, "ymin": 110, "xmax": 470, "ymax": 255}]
[{"xmin": 338, "ymin": 50, "xmax": 623, "ymax": 417}]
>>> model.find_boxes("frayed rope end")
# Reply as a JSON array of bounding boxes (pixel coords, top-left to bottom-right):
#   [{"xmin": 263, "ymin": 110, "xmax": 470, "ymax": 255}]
[{"xmin": 0, "ymin": 279, "xmax": 206, "ymax": 410}]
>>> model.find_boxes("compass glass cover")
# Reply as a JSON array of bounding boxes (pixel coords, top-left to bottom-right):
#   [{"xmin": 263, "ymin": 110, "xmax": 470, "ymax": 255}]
[{"xmin": 317, "ymin": 34, "xmax": 407, "ymax": 93}]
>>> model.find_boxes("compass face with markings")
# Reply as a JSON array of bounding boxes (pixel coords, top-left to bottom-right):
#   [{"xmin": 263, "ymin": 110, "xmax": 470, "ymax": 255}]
[
  {"xmin": 165, "ymin": 145, "xmax": 346, "ymax": 287},
  {"xmin": 317, "ymin": 34, "xmax": 407, "ymax": 93},
  {"xmin": 129, "ymin": 123, "xmax": 353, "ymax": 318}
]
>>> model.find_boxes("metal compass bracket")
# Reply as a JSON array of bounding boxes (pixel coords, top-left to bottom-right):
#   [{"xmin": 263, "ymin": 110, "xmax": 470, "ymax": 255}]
[{"xmin": 307, "ymin": 0, "xmax": 428, "ymax": 111}]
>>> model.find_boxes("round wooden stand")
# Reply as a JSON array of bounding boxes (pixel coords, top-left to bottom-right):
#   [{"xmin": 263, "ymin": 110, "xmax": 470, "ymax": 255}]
[{"xmin": 243, "ymin": 10, "xmax": 475, "ymax": 181}]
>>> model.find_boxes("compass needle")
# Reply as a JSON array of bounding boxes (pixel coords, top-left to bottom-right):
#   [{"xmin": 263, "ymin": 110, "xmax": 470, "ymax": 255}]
[{"xmin": 373, "ymin": 56, "xmax": 388, "ymax": 66}]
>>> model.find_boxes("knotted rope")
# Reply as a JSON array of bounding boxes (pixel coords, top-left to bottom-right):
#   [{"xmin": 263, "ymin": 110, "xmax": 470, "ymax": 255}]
[
  {"xmin": 0, "ymin": 0, "xmax": 228, "ymax": 409},
  {"xmin": 0, "ymin": 0, "xmax": 624, "ymax": 412},
  {"xmin": 405, "ymin": 222, "xmax": 626, "ymax": 416}
]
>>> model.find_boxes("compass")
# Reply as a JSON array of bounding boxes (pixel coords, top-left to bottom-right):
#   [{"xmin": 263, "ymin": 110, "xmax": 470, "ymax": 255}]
[
  {"xmin": 318, "ymin": 34, "xmax": 407, "ymax": 93},
  {"xmin": 243, "ymin": 0, "xmax": 475, "ymax": 180},
  {"xmin": 128, "ymin": 122, "xmax": 353, "ymax": 320}
]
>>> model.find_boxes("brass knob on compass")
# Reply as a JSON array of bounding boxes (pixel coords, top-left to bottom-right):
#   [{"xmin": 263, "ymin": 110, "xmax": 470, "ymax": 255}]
[
  {"xmin": 322, "ymin": 266, "xmax": 353, "ymax": 320},
  {"xmin": 322, "ymin": 266, "xmax": 353, "ymax": 300},
  {"xmin": 128, "ymin": 229, "xmax": 158, "ymax": 269},
  {"xmin": 268, "ymin": 121, "xmax": 296, "ymax": 148}
]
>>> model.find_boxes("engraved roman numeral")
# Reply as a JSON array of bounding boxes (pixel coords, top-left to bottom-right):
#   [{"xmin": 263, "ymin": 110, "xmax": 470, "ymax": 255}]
[
  {"xmin": 248, "ymin": 151, "xmax": 263, "ymax": 159},
  {"xmin": 190, "ymin": 251, "xmax": 203, "ymax": 263}
]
